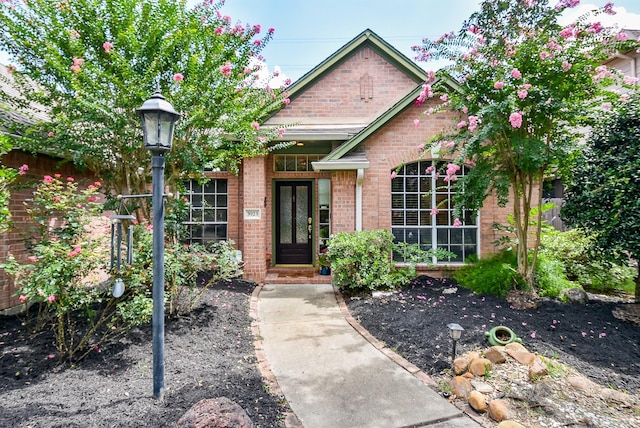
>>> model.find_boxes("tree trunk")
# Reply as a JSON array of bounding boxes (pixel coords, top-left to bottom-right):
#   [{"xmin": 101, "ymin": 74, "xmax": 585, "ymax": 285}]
[{"xmin": 635, "ymin": 263, "xmax": 639, "ymax": 303}]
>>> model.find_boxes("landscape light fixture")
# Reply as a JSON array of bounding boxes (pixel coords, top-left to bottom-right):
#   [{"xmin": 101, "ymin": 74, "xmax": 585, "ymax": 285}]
[
  {"xmin": 447, "ymin": 323, "xmax": 465, "ymax": 367},
  {"xmin": 137, "ymin": 88, "xmax": 180, "ymax": 400}
]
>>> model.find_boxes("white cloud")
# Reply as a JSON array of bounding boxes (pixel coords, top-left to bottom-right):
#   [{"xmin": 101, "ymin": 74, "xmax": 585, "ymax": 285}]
[{"xmin": 560, "ymin": 4, "xmax": 640, "ymax": 30}]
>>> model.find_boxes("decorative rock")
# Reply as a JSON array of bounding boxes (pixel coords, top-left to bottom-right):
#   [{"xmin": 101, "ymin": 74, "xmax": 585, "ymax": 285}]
[
  {"xmin": 463, "ymin": 372, "xmax": 475, "ymax": 379},
  {"xmin": 450, "ymin": 375, "xmax": 473, "ymax": 399},
  {"xmin": 497, "ymin": 421, "xmax": 525, "ymax": 428},
  {"xmin": 506, "ymin": 349, "xmax": 535, "ymax": 366},
  {"xmin": 470, "ymin": 379, "xmax": 494, "ymax": 394},
  {"xmin": 177, "ymin": 397, "xmax": 252, "ymax": 428},
  {"xmin": 468, "ymin": 390, "xmax": 487, "ymax": 413},
  {"xmin": 488, "ymin": 399, "xmax": 512, "ymax": 422},
  {"xmin": 528, "ymin": 357, "xmax": 548, "ymax": 380},
  {"xmin": 484, "ymin": 346, "xmax": 507, "ymax": 364},
  {"xmin": 453, "ymin": 357, "xmax": 470, "ymax": 375},
  {"xmin": 599, "ymin": 387, "xmax": 633, "ymax": 405},
  {"xmin": 469, "ymin": 358, "xmax": 493, "ymax": 376},
  {"xmin": 563, "ymin": 288, "xmax": 589, "ymax": 304},
  {"xmin": 504, "ymin": 342, "xmax": 528, "ymax": 353},
  {"xmin": 466, "ymin": 351, "xmax": 481, "ymax": 361},
  {"xmin": 567, "ymin": 376, "xmax": 595, "ymax": 392},
  {"xmin": 506, "ymin": 290, "xmax": 541, "ymax": 309}
]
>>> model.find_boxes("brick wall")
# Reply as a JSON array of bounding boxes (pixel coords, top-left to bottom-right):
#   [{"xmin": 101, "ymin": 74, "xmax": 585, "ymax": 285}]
[
  {"xmin": 276, "ymin": 46, "xmax": 419, "ymax": 120},
  {"xmin": 241, "ymin": 157, "xmax": 268, "ymax": 282},
  {"xmin": 0, "ymin": 150, "xmax": 97, "ymax": 312}
]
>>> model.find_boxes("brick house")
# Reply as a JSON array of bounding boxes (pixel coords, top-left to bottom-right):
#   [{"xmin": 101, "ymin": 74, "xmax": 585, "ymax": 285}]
[
  {"xmin": 1, "ymin": 29, "xmax": 514, "ymax": 312},
  {"xmin": 183, "ymin": 29, "xmax": 511, "ymax": 284}
]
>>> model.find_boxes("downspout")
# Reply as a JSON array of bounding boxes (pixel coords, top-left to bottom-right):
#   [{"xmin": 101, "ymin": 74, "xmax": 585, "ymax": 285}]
[{"xmin": 355, "ymin": 168, "xmax": 364, "ymax": 231}]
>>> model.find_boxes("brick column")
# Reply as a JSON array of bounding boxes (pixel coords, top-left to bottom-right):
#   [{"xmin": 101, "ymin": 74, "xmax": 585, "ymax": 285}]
[{"xmin": 241, "ymin": 157, "xmax": 268, "ymax": 283}]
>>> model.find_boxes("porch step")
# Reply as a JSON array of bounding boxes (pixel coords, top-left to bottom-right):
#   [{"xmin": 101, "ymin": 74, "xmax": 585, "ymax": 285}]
[{"xmin": 264, "ymin": 267, "xmax": 332, "ymax": 284}]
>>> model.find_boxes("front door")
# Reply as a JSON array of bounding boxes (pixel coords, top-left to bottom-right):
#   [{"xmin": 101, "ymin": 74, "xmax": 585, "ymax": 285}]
[{"xmin": 275, "ymin": 181, "xmax": 313, "ymax": 264}]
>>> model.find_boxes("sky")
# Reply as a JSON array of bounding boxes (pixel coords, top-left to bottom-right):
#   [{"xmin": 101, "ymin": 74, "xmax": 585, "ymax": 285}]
[{"xmin": 209, "ymin": 0, "xmax": 640, "ymax": 83}]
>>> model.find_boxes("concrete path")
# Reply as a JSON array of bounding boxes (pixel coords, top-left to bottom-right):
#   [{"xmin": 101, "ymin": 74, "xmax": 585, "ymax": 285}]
[{"xmin": 256, "ymin": 283, "xmax": 481, "ymax": 428}]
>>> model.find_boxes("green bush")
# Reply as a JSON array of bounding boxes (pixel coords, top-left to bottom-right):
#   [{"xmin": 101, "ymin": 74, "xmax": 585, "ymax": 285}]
[
  {"xmin": 2, "ymin": 174, "xmax": 153, "ymax": 361},
  {"xmin": 326, "ymin": 230, "xmax": 408, "ymax": 292},
  {"xmin": 539, "ymin": 229, "xmax": 635, "ymax": 293},
  {"xmin": 454, "ymin": 250, "xmax": 526, "ymax": 297},
  {"xmin": 534, "ymin": 254, "xmax": 574, "ymax": 299}
]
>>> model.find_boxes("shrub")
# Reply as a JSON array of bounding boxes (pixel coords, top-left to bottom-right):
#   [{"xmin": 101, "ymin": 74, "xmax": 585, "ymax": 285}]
[
  {"xmin": 454, "ymin": 250, "xmax": 526, "ymax": 297},
  {"xmin": 326, "ymin": 230, "xmax": 405, "ymax": 292},
  {"xmin": 534, "ymin": 254, "xmax": 574, "ymax": 299},
  {"xmin": 539, "ymin": 229, "xmax": 635, "ymax": 293},
  {"xmin": 2, "ymin": 174, "xmax": 153, "ymax": 361}
]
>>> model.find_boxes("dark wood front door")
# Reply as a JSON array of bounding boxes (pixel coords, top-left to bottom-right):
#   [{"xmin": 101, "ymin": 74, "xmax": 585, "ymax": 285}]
[{"xmin": 275, "ymin": 181, "xmax": 313, "ymax": 264}]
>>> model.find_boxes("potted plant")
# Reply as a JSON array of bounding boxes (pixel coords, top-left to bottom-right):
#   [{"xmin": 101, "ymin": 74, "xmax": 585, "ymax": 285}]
[{"xmin": 318, "ymin": 250, "xmax": 331, "ymax": 275}]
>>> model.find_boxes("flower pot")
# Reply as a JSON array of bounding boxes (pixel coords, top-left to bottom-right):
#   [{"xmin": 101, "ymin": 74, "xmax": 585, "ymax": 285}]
[
  {"xmin": 484, "ymin": 326, "xmax": 522, "ymax": 346},
  {"xmin": 320, "ymin": 266, "xmax": 331, "ymax": 275}
]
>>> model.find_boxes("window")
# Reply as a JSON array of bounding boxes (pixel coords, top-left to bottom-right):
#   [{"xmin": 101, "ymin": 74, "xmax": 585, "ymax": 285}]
[
  {"xmin": 391, "ymin": 161, "xmax": 478, "ymax": 263},
  {"xmin": 183, "ymin": 179, "xmax": 228, "ymax": 245},
  {"xmin": 274, "ymin": 154, "xmax": 322, "ymax": 172},
  {"xmin": 318, "ymin": 179, "xmax": 331, "ymax": 251}
]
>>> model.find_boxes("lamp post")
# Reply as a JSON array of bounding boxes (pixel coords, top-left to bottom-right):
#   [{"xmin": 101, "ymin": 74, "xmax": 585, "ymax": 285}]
[
  {"xmin": 137, "ymin": 90, "xmax": 180, "ymax": 399},
  {"xmin": 447, "ymin": 323, "xmax": 465, "ymax": 368}
]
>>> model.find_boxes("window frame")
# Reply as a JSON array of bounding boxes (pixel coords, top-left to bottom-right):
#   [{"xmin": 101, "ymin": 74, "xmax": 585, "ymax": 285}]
[{"xmin": 182, "ymin": 179, "xmax": 229, "ymax": 245}]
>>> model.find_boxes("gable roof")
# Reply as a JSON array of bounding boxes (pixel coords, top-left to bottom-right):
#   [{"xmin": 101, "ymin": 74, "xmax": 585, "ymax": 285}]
[{"xmin": 286, "ymin": 29, "xmax": 427, "ymax": 101}]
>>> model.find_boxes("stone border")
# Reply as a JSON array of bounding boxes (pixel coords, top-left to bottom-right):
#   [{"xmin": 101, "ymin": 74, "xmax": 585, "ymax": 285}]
[{"xmin": 250, "ymin": 284, "xmax": 303, "ymax": 428}]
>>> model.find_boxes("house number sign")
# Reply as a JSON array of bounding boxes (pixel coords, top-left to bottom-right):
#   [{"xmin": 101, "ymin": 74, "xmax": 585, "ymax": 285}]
[{"xmin": 244, "ymin": 208, "xmax": 261, "ymax": 220}]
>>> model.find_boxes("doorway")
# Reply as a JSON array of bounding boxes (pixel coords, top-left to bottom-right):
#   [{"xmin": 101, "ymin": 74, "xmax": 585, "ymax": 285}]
[{"xmin": 275, "ymin": 181, "xmax": 313, "ymax": 264}]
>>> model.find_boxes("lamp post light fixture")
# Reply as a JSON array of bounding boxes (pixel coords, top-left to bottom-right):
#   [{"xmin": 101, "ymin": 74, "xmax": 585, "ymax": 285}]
[
  {"xmin": 447, "ymin": 323, "xmax": 465, "ymax": 367},
  {"xmin": 137, "ymin": 89, "xmax": 180, "ymax": 399}
]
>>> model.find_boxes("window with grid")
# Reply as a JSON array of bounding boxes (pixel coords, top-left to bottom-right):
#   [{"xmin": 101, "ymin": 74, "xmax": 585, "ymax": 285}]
[
  {"xmin": 391, "ymin": 161, "xmax": 478, "ymax": 263},
  {"xmin": 183, "ymin": 179, "xmax": 228, "ymax": 245},
  {"xmin": 274, "ymin": 155, "xmax": 322, "ymax": 172}
]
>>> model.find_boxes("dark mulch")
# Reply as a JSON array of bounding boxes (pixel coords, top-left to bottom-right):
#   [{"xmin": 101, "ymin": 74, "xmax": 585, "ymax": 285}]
[
  {"xmin": 346, "ymin": 276, "xmax": 640, "ymax": 393},
  {"xmin": 0, "ymin": 279, "xmax": 287, "ymax": 428}
]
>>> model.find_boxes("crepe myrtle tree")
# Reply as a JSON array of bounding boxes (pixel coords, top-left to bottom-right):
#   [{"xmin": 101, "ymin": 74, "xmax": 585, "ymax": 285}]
[
  {"xmin": 0, "ymin": 134, "xmax": 18, "ymax": 233},
  {"xmin": 562, "ymin": 94, "xmax": 640, "ymax": 302},
  {"xmin": 409, "ymin": 0, "xmax": 639, "ymax": 290},
  {"xmin": 0, "ymin": 0, "xmax": 290, "ymax": 219}
]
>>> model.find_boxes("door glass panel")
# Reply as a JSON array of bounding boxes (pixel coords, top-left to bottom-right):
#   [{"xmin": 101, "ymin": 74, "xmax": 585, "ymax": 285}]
[
  {"xmin": 280, "ymin": 186, "xmax": 292, "ymax": 244},
  {"xmin": 296, "ymin": 186, "xmax": 308, "ymax": 243}
]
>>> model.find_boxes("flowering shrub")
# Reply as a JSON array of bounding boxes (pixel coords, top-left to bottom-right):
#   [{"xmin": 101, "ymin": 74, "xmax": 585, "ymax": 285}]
[
  {"xmin": 0, "ymin": 135, "xmax": 17, "ymax": 233},
  {"xmin": 411, "ymin": 0, "xmax": 640, "ymax": 289},
  {"xmin": 2, "ymin": 174, "xmax": 152, "ymax": 361}
]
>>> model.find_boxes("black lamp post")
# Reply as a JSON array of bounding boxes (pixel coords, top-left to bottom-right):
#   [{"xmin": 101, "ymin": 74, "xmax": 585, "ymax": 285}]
[
  {"xmin": 447, "ymin": 323, "xmax": 465, "ymax": 367},
  {"xmin": 137, "ymin": 90, "xmax": 180, "ymax": 399}
]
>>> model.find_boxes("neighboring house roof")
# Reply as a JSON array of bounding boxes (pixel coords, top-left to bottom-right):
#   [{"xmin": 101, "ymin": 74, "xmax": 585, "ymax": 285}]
[{"xmin": 0, "ymin": 64, "xmax": 49, "ymax": 135}]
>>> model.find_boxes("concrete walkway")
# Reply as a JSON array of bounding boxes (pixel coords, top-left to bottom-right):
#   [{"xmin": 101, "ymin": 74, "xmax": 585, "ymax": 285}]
[{"xmin": 256, "ymin": 283, "xmax": 481, "ymax": 428}]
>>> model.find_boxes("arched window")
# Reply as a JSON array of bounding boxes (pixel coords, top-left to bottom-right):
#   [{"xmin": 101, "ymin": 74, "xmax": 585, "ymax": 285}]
[{"xmin": 391, "ymin": 160, "xmax": 478, "ymax": 263}]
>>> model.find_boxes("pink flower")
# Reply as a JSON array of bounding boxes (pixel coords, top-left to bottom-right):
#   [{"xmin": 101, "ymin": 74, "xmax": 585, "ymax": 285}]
[
  {"xmin": 390, "ymin": 171, "xmax": 397, "ymax": 179},
  {"xmin": 252, "ymin": 24, "xmax": 261, "ymax": 34},
  {"xmin": 70, "ymin": 57, "xmax": 84, "ymax": 73},
  {"xmin": 599, "ymin": 332, "xmax": 607, "ymax": 338},
  {"xmin": 220, "ymin": 61, "xmax": 232, "ymax": 78},
  {"xmin": 588, "ymin": 22, "xmax": 603, "ymax": 34},
  {"xmin": 510, "ymin": 68, "xmax": 522, "ymax": 79},
  {"xmin": 457, "ymin": 120, "xmax": 467, "ymax": 128},
  {"xmin": 18, "ymin": 164, "xmax": 29, "ymax": 175},
  {"xmin": 509, "ymin": 112, "xmax": 523, "ymax": 128},
  {"xmin": 539, "ymin": 51, "xmax": 552, "ymax": 60},
  {"xmin": 146, "ymin": 224, "xmax": 153, "ymax": 231},
  {"xmin": 621, "ymin": 93, "xmax": 630, "ymax": 103},
  {"xmin": 517, "ymin": 89, "xmax": 528, "ymax": 99},
  {"xmin": 94, "ymin": 181, "xmax": 101, "ymax": 187},
  {"xmin": 616, "ymin": 32, "xmax": 627, "ymax": 41},
  {"xmin": 417, "ymin": 143, "xmax": 425, "ymax": 150},
  {"xmin": 601, "ymin": 102, "xmax": 612, "ymax": 111},
  {"xmin": 67, "ymin": 176, "xmax": 74, "ymax": 182},
  {"xmin": 446, "ymin": 163, "xmax": 460, "ymax": 176},
  {"xmin": 43, "ymin": 175, "xmax": 53, "ymax": 183},
  {"xmin": 53, "ymin": 196, "xmax": 61, "ymax": 202},
  {"xmin": 413, "ymin": 118, "xmax": 420, "ymax": 128},
  {"xmin": 251, "ymin": 122, "xmax": 260, "ymax": 131},
  {"xmin": 559, "ymin": 25, "xmax": 576, "ymax": 39},
  {"xmin": 19, "ymin": 295, "xmax": 27, "ymax": 303},
  {"xmin": 69, "ymin": 30, "xmax": 80, "ymax": 40},
  {"xmin": 582, "ymin": 331, "xmax": 587, "ymax": 337},
  {"xmin": 5, "ymin": 65, "xmax": 15, "ymax": 74},
  {"xmin": 103, "ymin": 42, "xmax": 113, "ymax": 52},
  {"xmin": 444, "ymin": 141, "xmax": 455, "ymax": 148},
  {"xmin": 47, "ymin": 131, "xmax": 54, "ymax": 137},
  {"xmin": 268, "ymin": 27, "xmax": 275, "ymax": 34},
  {"xmin": 468, "ymin": 115, "xmax": 480, "ymax": 131},
  {"xmin": 430, "ymin": 208, "xmax": 439, "ymax": 216},
  {"xmin": 562, "ymin": 61, "xmax": 572, "ymax": 72},
  {"xmin": 425, "ymin": 165, "xmax": 435, "ymax": 174},
  {"xmin": 173, "ymin": 73, "xmax": 184, "ymax": 82},
  {"xmin": 530, "ymin": 331, "xmax": 537, "ymax": 339},
  {"xmin": 439, "ymin": 94, "xmax": 448, "ymax": 101},
  {"xmin": 603, "ymin": 2, "xmax": 616, "ymax": 15},
  {"xmin": 453, "ymin": 218, "xmax": 462, "ymax": 227},
  {"xmin": 493, "ymin": 81, "xmax": 504, "ymax": 89},
  {"xmin": 282, "ymin": 98, "xmax": 290, "ymax": 105},
  {"xmin": 253, "ymin": 39, "xmax": 262, "ymax": 47},
  {"xmin": 594, "ymin": 65, "xmax": 608, "ymax": 80},
  {"xmin": 623, "ymin": 75, "xmax": 639, "ymax": 85},
  {"xmin": 87, "ymin": 196, "xmax": 97, "ymax": 202},
  {"xmin": 48, "ymin": 295, "xmax": 56, "ymax": 303},
  {"xmin": 54, "ymin": 174, "xmax": 61, "ymax": 178},
  {"xmin": 27, "ymin": 255, "xmax": 37, "ymax": 262}
]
